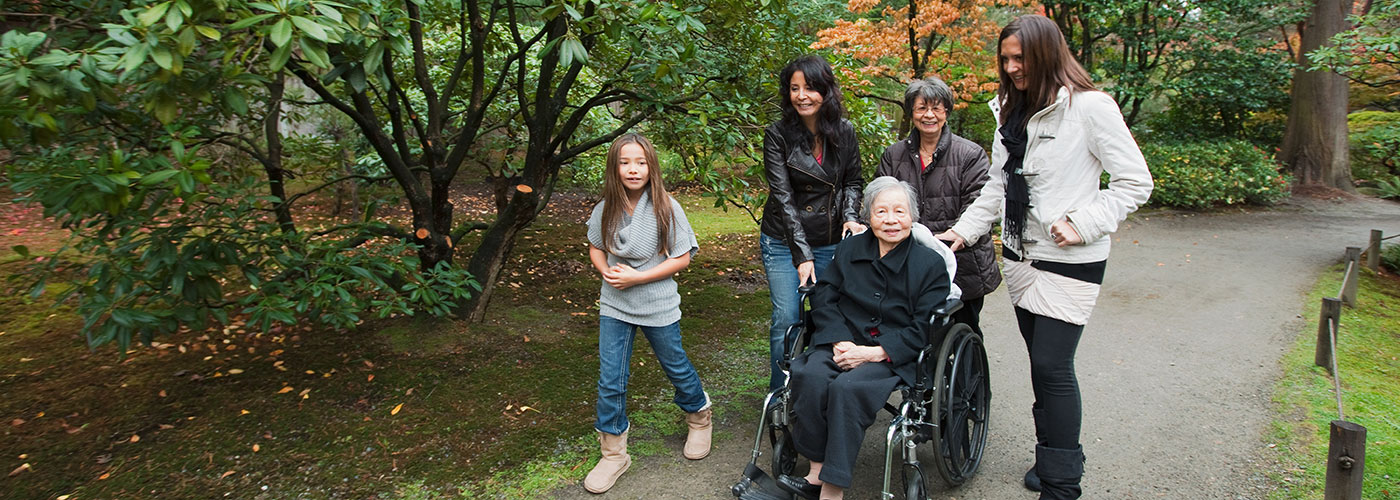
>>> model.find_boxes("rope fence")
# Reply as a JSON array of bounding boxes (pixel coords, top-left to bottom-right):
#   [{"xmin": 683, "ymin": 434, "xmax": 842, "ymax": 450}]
[{"xmin": 1310, "ymin": 229, "xmax": 1390, "ymax": 500}]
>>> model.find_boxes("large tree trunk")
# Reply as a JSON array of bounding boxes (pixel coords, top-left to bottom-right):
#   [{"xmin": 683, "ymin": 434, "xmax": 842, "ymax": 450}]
[{"xmin": 1279, "ymin": 0, "xmax": 1355, "ymax": 191}]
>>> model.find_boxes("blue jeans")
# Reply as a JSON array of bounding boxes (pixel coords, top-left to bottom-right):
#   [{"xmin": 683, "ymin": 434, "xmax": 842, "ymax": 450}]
[
  {"xmin": 596, "ymin": 316, "xmax": 708, "ymax": 435},
  {"xmin": 760, "ymin": 233, "xmax": 837, "ymax": 391}
]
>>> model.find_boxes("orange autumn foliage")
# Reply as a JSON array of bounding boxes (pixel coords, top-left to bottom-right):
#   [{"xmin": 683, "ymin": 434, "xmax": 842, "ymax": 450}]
[{"xmin": 814, "ymin": 0, "xmax": 1035, "ymax": 107}]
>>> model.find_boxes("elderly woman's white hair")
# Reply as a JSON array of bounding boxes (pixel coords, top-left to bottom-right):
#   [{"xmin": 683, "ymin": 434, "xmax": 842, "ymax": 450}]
[{"xmin": 860, "ymin": 176, "xmax": 920, "ymax": 222}]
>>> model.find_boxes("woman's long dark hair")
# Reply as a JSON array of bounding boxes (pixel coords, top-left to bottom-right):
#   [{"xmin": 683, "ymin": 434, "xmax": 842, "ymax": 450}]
[
  {"xmin": 777, "ymin": 55, "xmax": 847, "ymax": 149},
  {"xmin": 600, "ymin": 133, "xmax": 674, "ymax": 255},
  {"xmin": 996, "ymin": 15, "xmax": 1095, "ymax": 126}
]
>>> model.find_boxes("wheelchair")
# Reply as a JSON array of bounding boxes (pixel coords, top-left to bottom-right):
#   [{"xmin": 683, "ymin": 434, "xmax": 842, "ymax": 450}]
[{"xmin": 731, "ymin": 287, "xmax": 991, "ymax": 500}]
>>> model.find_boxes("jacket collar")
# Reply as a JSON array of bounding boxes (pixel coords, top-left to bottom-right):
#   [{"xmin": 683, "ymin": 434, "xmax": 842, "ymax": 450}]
[
  {"xmin": 903, "ymin": 128, "xmax": 952, "ymax": 170},
  {"xmin": 849, "ymin": 230, "xmax": 914, "ymax": 272}
]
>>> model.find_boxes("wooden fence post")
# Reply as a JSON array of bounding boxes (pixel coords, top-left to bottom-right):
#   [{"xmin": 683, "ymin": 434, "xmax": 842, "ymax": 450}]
[
  {"xmin": 1323, "ymin": 420, "xmax": 1367, "ymax": 500},
  {"xmin": 1343, "ymin": 247, "xmax": 1361, "ymax": 307},
  {"xmin": 1368, "ymin": 230, "xmax": 1382, "ymax": 272},
  {"xmin": 1315, "ymin": 297, "xmax": 1342, "ymax": 372}
]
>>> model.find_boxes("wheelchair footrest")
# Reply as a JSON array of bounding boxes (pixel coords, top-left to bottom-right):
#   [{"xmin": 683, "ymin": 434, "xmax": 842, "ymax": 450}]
[{"xmin": 732, "ymin": 462, "xmax": 795, "ymax": 500}]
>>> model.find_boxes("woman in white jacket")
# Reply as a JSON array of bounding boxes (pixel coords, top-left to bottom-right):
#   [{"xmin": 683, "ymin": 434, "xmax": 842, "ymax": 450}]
[{"xmin": 936, "ymin": 15, "xmax": 1152, "ymax": 500}]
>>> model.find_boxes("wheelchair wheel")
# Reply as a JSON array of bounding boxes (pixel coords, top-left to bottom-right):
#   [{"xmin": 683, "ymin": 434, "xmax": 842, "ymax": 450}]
[
  {"xmin": 767, "ymin": 401, "xmax": 798, "ymax": 477},
  {"xmin": 929, "ymin": 324, "xmax": 991, "ymax": 486},
  {"xmin": 903, "ymin": 463, "xmax": 926, "ymax": 500}
]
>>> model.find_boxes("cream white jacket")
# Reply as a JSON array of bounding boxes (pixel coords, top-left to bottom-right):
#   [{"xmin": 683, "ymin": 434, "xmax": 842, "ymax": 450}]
[{"xmin": 950, "ymin": 88, "xmax": 1153, "ymax": 263}]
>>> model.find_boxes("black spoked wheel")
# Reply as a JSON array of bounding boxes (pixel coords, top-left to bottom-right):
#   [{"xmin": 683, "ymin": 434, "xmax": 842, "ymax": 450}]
[
  {"xmin": 929, "ymin": 324, "xmax": 991, "ymax": 486},
  {"xmin": 770, "ymin": 429, "xmax": 797, "ymax": 477},
  {"xmin": 903, "ymin": 463, "xmax": 927, "ymax": 500}
]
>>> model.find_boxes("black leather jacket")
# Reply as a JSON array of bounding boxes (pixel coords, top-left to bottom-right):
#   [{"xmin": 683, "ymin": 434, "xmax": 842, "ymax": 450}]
[{"xmin": 760, "ymin": 120, "xmax": 864, "ymax": 266}]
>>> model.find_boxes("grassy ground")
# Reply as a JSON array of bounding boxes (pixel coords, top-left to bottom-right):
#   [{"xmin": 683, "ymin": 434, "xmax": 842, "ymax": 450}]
[
  {"xmin": 0, "ymin": 192, "xmax": 772, "ymax": 499},
  {"xmin": 1269, "ymin": 264, "xmax": 1400, "ymax": 499}
]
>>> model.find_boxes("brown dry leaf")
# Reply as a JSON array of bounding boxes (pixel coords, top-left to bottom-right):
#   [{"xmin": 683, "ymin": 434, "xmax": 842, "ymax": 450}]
[
  {"xmin": 98, "ymin": 472, "xmax": 110, "ymax": 480},
  {"xmin": 367, "ymin": 375, "xmax": 375, "ymax": 382},
  {"xmin": 523, "ymin": 335, "xmax": 530, "ymax": 342},
  {"xmin": 405, "ymin": 388, "xmax": 414, "ymax": 396},
  {"xmin": 178, "ymin": 345, "xmax": 187, "ymax": 353},
  {"xmin": 239, "ymin": 409, "xmax": 250, "ymax": 415},
  {"xmin": 219, "ymin": 470, "xmax": 236, "ymax": 479},
  {"xmin": 9, "ymin": 463, "xmax": 31, "ymax": 477},
  {"xmin": 363, "ymin": 360, "xmax": 375, "ymax": 369},
  {"xmin": 9, "ymin": 419, "xmax": 23, "ymax": 427},
  {"xmin": 129, "ymin": 434, "xmax": 140, "ymax": 443},
  {"xmin": 391, "ymin": 403, "xmax": 403, "ymax": 415},
  {"xmin": 159, "ymin": 424, "xmax": 174, "ymax": 430},
  {"xmin": 228, "ymin": 369, "xmax": 244, "ymax": 375},
  {"xmin": 305, "ymin": 370, "xmax": 315, "ymax": 375},
  {"xmin": 252, "ymin": 444, "xmax": 260, "ymax": 452},
  {"xmin": 158, "ymin": 390, "xmax": 167, "ymax": 397},
  {"xmin": 278, "ymin": 386, "xmax": 295, "ymax": 394},
  {"xmin": 298, "ymin": 389, "xmax": 311, "ymax": 398}
]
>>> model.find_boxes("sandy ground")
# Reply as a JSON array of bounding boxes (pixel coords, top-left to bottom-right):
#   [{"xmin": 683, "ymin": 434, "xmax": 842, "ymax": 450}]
[{"xmin": 550, "ymin": 194, "xmax": 1400, "ymax": 500}]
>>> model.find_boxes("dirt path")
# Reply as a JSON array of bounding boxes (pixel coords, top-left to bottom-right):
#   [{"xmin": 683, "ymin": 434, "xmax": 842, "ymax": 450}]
[{"xmin": 551, "ymin": 195, "xmax": 1400, "ymax": 500}]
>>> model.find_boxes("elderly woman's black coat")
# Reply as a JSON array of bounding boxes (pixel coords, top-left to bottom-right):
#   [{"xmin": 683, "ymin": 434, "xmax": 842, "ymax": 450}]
[{"xmin": 808, "ymin": 230, "xmax": 951, "ymax": 385}]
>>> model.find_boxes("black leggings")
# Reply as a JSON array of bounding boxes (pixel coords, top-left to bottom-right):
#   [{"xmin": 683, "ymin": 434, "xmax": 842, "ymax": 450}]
[{"xmin": 1015, "ymin": 306, "xmax": 1084, "ymax": 449}]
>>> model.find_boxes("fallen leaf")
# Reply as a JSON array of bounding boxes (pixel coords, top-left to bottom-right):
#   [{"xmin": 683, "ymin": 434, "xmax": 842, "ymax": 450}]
[
  {"xmin": 158, "ymin": 390, "xmax": 167, "ymax": 397},
  {"xmin": 10, "ymin": 419, "xmax": 23, "ymax": 427},
  {"xmin": 252, "ymin": 444, "xmax": 260, "ymax": 452},
  {"xmin": 405, "ymin": 388, "xmax": 414, "ymax": 396},
  {"xmin": 159, "ymin": 424, "xmax": 174, "ymax": 430},
  {"xmin": 129, "ymin": 434, "xmax": 140, "ymax": 443},
  {"xmin": 9, "ymin": 463, "xmax": 31, "ymax": 476},
  {"xmin": 367, "ymin": 375, "xmax": 375, "ymax": 382},
  {"xmin": 98, "ymin": 472, "xmax": 110, "ymax": 480},
  {"xmin": 240, "ymin": 409, "xmax": 250, "ymax": 415},
  {"xmin": 277, "ymin": 386, "xmax": 295, "ymax": 394},
  {"xmin": 523, "ymin": 335, "xmax": 530, "ymax": 342},
  {"xmin": 227, "ymin": 369, "xmax": 244, "ymax": 375},
  {"xmin": 363, "ymin": 360, "xmax": 375, "ymax": 369},
  {"xmin": 391, "ymin": 403, "xmax": 403, "ymax": 415},
  {"xmin": 220, "ymin": 470, "xmax": 236, "ymax": 479}
]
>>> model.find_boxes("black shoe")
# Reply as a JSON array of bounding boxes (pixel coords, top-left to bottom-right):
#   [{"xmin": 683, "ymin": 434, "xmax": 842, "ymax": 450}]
[
  {"xmin": 775, "ymin": 474, "xmax": 820, "ymax": 500},
  {"xmin": 1023, "ymin": 466, "xmax": 1041, "ymax": 492}
]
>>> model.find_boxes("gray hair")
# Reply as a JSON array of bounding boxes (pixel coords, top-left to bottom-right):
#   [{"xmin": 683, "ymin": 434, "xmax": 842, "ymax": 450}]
[
  {"xmin": 904, "ymin": 77, "xmax": 954, "ymax": 116},
  {"xmin": 861, "ymin": 176, "xmax": 920, "ymax": 222}
]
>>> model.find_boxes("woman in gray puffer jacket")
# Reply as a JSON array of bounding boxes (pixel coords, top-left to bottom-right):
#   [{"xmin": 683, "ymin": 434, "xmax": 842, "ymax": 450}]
[{"xmin": 876, "ymin": 77, "xmax": 1001, "ymax": 333}]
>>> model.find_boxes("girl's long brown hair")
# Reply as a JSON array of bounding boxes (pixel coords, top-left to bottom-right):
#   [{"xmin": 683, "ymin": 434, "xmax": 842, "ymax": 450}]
[
  {"xmin": 600, "ymin": 133, "xmax": 674, "ymax": 255},
  {"xmin": 997, "ymin": 15, "xmax": 1096, "ymax": 126}
]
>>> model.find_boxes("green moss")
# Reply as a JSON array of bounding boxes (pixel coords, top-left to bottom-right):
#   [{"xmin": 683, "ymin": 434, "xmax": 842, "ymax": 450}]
[{"xmin": 1269, "ymin": 266, "xmax": 1400, "ymax": 500}]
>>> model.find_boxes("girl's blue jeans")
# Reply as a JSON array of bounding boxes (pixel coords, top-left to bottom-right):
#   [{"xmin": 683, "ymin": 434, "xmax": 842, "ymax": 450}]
[
  {"xmin": 759, "ymin": 233, "xmax": 837, "ymax": 392},
  {"xmin": 595, "ymin": 316, "xmax": 708, "ymax": 435}
]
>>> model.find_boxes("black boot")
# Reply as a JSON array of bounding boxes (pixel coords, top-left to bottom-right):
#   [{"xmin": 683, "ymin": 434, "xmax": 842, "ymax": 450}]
[
  {"xmin": 1023, "ymin": 405, "xmax": 1047, "ymax": 492},
  {"xmin": 1034, "ymin": 444, "xmax": 1084, "ymax": 500}
]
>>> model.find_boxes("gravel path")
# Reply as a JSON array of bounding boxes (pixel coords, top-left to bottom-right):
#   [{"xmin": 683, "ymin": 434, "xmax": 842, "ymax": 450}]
[{"xmin": 551, "ymin": 195, "xmax": 1400, "ymax": 499}]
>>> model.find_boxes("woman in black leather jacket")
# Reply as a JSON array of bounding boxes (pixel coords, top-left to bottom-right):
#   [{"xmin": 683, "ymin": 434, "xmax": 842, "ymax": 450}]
[{"xmin": 760, "ymin": 55, "xmax": 866, "ymax": 392}]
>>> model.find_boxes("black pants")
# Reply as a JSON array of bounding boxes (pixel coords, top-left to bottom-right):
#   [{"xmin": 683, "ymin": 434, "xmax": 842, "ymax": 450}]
[
  {"xmin": 951, "ymin": 296, "xmax": 985, "ymax": 334},
  {"xmin": 789, "ymin": 346, "xmax": 900, "ymax": 488},
  {"xmin": 1014, "ymin": 306, "xmax": 1084, "ymax": 449}
]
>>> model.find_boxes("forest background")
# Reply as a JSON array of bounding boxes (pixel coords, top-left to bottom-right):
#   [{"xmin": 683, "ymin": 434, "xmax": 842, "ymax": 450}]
[{"xmin": 0, "ymin": 0, "xmax": 1397, "ymax": 498}]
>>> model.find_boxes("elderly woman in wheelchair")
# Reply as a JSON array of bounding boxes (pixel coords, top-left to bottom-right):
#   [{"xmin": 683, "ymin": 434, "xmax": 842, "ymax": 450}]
[{"xmin": 777, "ymin": 176, "xmax": 950, "ymax": 500}]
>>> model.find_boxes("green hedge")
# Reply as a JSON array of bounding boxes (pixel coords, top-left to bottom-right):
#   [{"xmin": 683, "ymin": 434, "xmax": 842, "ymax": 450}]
[
  {"xmin": 1348, "ymin": 111, "xmax": 1400, "ymax": 185},
  {"xmin": 1140, "ymin": 139, "xmax": 1292, "ymax": 209}
]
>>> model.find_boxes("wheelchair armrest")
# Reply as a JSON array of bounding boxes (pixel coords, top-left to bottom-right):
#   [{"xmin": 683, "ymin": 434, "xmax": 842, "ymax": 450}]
[{"xmin": 931, "ymin": 299, "xmax": 964, "ymax": 320}]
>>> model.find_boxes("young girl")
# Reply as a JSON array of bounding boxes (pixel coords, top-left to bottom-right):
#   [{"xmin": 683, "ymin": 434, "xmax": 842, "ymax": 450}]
[{"xmin": 582, "ymin": 133, "xmax": 710, "ymax": 494}]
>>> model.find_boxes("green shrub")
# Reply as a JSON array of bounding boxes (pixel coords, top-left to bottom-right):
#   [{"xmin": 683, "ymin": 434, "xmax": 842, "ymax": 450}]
[
  {"xmin": 1348, "ymin": 111, "xmax": 1400, "ymax": 185},
  {"xmin": 1139, "ymin": 139, "xmax": 1292, "ymax": 209},
  {"xmin": 1383, "ymin": 243, "xmax": 1400, "ymax": 273}
]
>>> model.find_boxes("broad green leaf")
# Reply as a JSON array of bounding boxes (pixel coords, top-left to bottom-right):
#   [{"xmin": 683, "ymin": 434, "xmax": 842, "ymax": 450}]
[
  {"xmin": 138, "ymin": 2, "xmax": 171, "ymax": 26},
  {"xmin": 300, "ymin": 38, "xmax": 330, "ymax": 68},
  {"xmin": 290, "ymin": 16, "xmax": 329, "ymax": 43},
  {"xmin": 225, "ymin": 89, "xmax": 248, "ymax": 114},
  {"xmin": 228, "ymin": 13, "xmax": 275, "ymax": 30},
  {"xmin": 151, "ymin": 45, "xmax": 173, "ymax": 70},
  {"xmin": 140, "ymin": 170, "xmax": 180, "ymax": 186},
  {"xmin": 269, "ymin": 18, "xmax": 292, "ymax": 47},
  {"xmin": 313, "ymin": 3, "xmax": 343, "ymax": 22},
  {"xmin": 195, "ymin": 25, "xmax": 220, "ymax": 41},
  {"xmin": 11, "ymin": 245, "xmax": 29, "ymax": 257},
  {"xmin": 165, "ymin": 4, "xmax": 184, "ymax": 32},
  {"xmin": 269, "ymin": 42, "xmax": 291, "ymax": 71}
]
